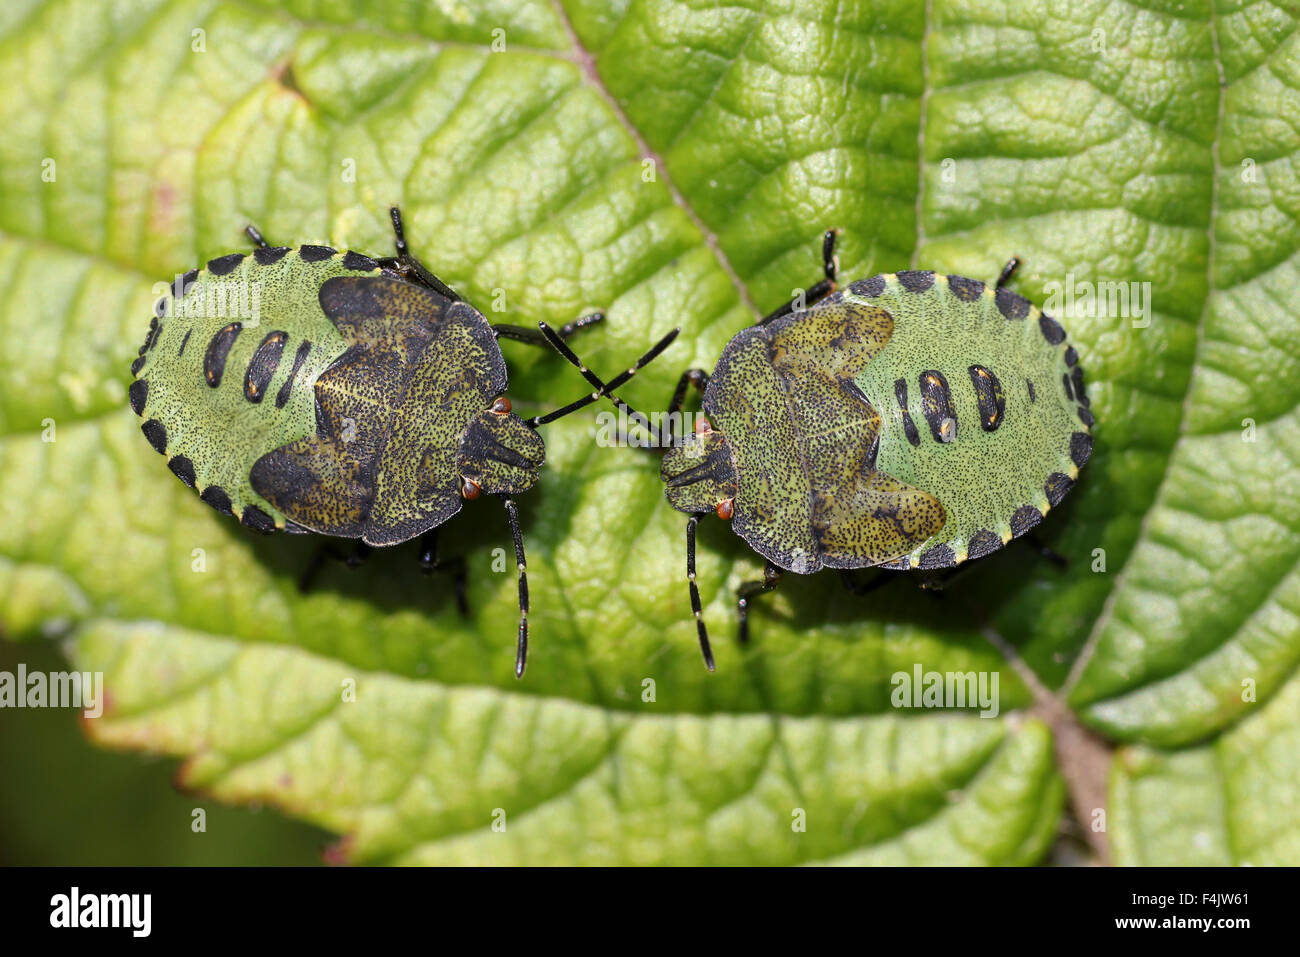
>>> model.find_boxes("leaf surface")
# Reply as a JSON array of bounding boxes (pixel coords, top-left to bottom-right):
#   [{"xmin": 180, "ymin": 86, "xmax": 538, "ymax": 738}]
[{"xmin": 1, "ymin": 0, "xmax": 1296, "ymax": 865}]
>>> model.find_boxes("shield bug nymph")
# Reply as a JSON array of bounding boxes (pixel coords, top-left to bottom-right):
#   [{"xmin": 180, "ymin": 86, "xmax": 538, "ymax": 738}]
[
  {"xmin": 130, "ymin": 206, "xmax": 677, "ymax": 676},
  {"xmin": 660, "ymin": 232, "xmax": 1092, "ymax": 669}
]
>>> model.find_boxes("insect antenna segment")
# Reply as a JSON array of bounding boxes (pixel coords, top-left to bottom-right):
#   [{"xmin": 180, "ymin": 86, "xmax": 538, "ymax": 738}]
[{"xmin": 528, "ymin": 324, "xmax": 680, "ymax": 428}]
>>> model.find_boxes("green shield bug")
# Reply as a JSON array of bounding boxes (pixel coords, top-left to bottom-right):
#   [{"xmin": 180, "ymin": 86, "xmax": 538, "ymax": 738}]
[
  {"xmin": 130, "ymin": 206, "xmax": 677, "ymax": 677},
  {"xmin": 660, "ymin": 232, "xmax": 1092, "ymax": 669}
]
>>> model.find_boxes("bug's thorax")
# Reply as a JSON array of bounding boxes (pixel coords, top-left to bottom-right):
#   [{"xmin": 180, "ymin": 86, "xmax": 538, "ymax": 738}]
[
  {"xmin": 456, "ymin": 395, "xmax": 545, "ymax": 498},
  {"xmin": 660, "ymin": 421, "xmax": 740, "ymax": 517}
]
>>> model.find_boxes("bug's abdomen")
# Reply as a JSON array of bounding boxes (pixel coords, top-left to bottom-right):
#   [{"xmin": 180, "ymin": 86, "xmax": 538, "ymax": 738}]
[
  {"xmin": 128, "ymin": 249, "xmax": 380, "ymax": 530},
  {"xmin": 842, "ymin": 272, "xmax": 1092, "ymax": 569}
]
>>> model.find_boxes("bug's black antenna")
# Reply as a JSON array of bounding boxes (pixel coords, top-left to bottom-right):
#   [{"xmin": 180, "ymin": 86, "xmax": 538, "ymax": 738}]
[
  {"xmin": 501, "ymin": 495, "xmax": 530, "ymax": 678},
  {"xmin": 687, "ymin": 515, "xmax": 716, "ymax": 672},
  {"xmin": 529, "ymin": 324, "xmax": 680, "ymax": 429},
  {"xmin": 386, "ymin": 206, "xmax": 463, "ymax": 301}
]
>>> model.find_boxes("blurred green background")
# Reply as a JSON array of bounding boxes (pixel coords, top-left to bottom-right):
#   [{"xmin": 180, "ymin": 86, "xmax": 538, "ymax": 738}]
[{"xmin": 0, "ymin": 636, "xmax": 327, "ymax": 865}]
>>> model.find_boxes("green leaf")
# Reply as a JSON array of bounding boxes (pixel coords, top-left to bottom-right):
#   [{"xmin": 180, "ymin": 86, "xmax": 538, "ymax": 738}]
[
  {"xmin": 1110, "ymin": 668, "xmax": 1300, "ymax": 866},
  {"xmin": 1, "ymin": 0, "xmax": 1296, "ymax": 865}
]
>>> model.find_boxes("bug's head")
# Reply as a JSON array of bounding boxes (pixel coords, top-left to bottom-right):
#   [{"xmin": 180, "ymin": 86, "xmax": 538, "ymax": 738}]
[
  {"xmin": 660, "ymin": 420, "xmax": 739, "ymax": 519},
  {"xmin": 456, "ymin": 396, "xmax": 545, "ymax": 499}
]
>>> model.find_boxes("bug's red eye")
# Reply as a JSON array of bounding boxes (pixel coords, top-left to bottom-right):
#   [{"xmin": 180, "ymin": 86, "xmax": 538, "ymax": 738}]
[
  {"xmin": 490, "ymin": 397, "xmax": 511, "ymax": 415},
  {"xmin": 697, "ymin": 418, "xmax": 713, "ymax": 434},
  {"xmin": 461, "ymin": 478, "xmax": 482, "ymax": 500},
  {"xmin": 715, "ymin": 499, "xmax": 734, "ymax": 520}
]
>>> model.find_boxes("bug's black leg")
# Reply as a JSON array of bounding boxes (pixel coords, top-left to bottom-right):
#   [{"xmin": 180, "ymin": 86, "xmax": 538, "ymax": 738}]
[
  {"xmin": 245, "ymin": 224, "xmax": 270, "ymax": 249},
  {"xmin": 499, "ymin": 495, "xmax": 530, "ymax": 679},
  {"xmin": 493, "ymin": 312, "xmax": 604, "ymax": 346},
  {"xmin": 1025, "ymin": 532, "xmax": 1069, "ymax": 570},
  {"xmin": 669, "ymin": 368, "xmax": 710, "ymax": 416},
  {"xmin": 665, "ymin": 368, "xmax": 710, "ymax": 447},
  {"xmin": 996, "ymin": 256, "xmax": 1021, "ymax": 288},
  {"xmin": 916, "ymin": 564, "xmax": 977, "ymax": 593},
  {"xmin": 758, "ymin": 229, "xmax": 840, "ymax": 326},
  {"xmin": 607, "ymin": 367, "xmax": 709, "ymax": 450},
  {"xmin": 608, "ymin": 366, "xmax": 710, "ymax": 453},
  {"xmin": 528, "ymin": 324, "xmax": 680, "ymax": 428},
  {"xmin": 298, "ymin": 550, "xmax": 328, "ymax": 593},
  {"xmin": 298, "ymin": 539, "xmax": 372, "ymax": 593},
  {"xmin": 418, "ymin": 528, "xmax": 469, "ymax": 616},
  {"xmin": 375, "ymin": 205, "xmax": 465, "ymax": 301},
  {"xmin": 686, "ymin": 515, "xmax": 716, "ymax": 671},
  {"xmin": 838, "ymin": 567, "xmax": 894, "ymax": 597},
  {"xmin": 736, "ymin": 560, "xmax": 784, "ymax": 644}
]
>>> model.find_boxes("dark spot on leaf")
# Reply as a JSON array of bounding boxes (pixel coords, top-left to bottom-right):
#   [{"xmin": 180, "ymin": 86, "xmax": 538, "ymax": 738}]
[{"xmin": 275, "ymin": 61, "xmax": 306, "ymax": 99}]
